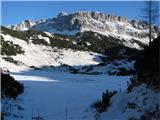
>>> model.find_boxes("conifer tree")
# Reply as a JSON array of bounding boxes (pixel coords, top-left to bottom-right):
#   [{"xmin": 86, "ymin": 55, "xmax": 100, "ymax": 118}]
[{"xmin": 141, "ymin": 0, "xmax": 159, "ymax": 44}]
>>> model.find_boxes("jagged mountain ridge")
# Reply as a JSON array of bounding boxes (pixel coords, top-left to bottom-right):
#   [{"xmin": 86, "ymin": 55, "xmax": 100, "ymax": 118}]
[
  {"xmin": 7, "ymin": 11, "xmax": 159, "ymax": 43},
  {"xmin": 7, "ymin": 19, "xmax": 46, "ymax": 31}
]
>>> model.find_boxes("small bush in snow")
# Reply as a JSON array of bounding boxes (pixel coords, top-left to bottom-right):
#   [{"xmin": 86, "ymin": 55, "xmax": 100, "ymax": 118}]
[
  {"xmin": 91, "ymin": 90, "xmax": 117, "ymax": 113},
  {"xmin": 2, "ymin": 57, "xmax": 19, "ymax": 65},
  {"xmin": 1, "ymin": 73, "xmax": 24, "ymax": 99},
  {"xmin": 127, "ymin": 102, "xmax": 137, "ymax": 109},
  {"xmin": 117, "ymin": 67, "xmax": 135, "ymax": 76},
  {"xmin": 29, "ymin": 66, "xmax": 40, "ymax": 70},
  {"xmin": 32, "ymin": 38, "xmax": 49, "ymax": 46},
  {"xmin": 1, "ymin": 39, "xmax": 25, "ymax": 56}
]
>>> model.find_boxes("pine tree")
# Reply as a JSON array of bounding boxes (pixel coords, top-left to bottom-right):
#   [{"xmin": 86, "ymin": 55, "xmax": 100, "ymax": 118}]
[{"xmin": 141, "ymin": 0, "xmax": 159, "ymax": 45}]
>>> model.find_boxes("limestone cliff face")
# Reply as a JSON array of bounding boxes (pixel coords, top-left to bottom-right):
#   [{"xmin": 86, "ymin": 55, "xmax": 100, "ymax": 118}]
[{"xmin": 7, "ymin": 11, "xmax": 160, "ymax": 39}]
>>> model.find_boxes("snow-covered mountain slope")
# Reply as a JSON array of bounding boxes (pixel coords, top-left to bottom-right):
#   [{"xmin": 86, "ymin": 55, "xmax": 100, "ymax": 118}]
[
  {"xmin": 100, "ymin": 84, "xmax": 160, "ymax": 120},
  {"xmin": 3, "ymin": 25, "xmax": 147, "ymax": 51},
  {"xmin": 1, "ymin": 26, "xmax": 138, "ymax": 76},
  {"xmin": 1, "ymin": 26, "xmax": 138, "ymax": 75},
  {"xmin": 0, "ymin": 32, "xmax": 103, "ymax": 72},
  {"xmin": 7, "ymin": 11, "xmax": 160, "ymax": 47}
]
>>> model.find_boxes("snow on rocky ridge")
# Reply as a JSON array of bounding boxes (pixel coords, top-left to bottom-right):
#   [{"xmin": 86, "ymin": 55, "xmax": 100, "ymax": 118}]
[
  {"xmin": 7, "ymin": 11, "xmax": 160, "ymax": 46},
  {"xmin": 7, "ymin": 19, "xmax": 46, "ymax": 31}
]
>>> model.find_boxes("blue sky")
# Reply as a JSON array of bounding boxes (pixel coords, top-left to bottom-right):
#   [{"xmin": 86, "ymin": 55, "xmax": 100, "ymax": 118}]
[{"xmin": 1, "ymin": 1, "xmax": 150, "ymax": 26}]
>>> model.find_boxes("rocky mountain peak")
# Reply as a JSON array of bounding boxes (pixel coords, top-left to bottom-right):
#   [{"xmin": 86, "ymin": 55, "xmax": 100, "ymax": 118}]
[
  {"xmin": 72, "ymin": 11, "xmax": 129, "ymax": 23},
  {"xmin": 7, "ymin": 11, "xmax": 160, "ymax": 41},
  {"xmin": 57, "ymin": 11, "xmax": 68, "ymax": 17},
  {"xmin": 7, "ymin": 19, "xmax": 46, "ymax": 31}
]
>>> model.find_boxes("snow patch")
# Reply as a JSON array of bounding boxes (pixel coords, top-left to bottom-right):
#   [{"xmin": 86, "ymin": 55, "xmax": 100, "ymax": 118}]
[{"xmin": 100, "ymin": 84, "xmax": 160, "ymax": 120}]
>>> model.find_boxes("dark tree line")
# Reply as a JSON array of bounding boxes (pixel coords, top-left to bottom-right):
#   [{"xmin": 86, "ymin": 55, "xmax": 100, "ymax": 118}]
[{"xmin": 134, "ymin": 36, "xmax": 160, "ymax": 88}]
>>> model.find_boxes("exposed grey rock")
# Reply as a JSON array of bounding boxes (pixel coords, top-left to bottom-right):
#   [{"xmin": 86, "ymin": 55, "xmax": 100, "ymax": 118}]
[{"xmin": 7, "ymin": 11, "xmax": 159, "ymax": 40}]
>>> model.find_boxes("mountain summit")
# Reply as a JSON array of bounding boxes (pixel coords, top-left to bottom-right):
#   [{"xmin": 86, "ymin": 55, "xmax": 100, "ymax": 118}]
[
  {"xmin": 7, "ymin": 19, "xmax": 46, "ymax": 31},
  {"xmin": 7, "ymin": 11, "xmax": 159, "ymax": 46}
]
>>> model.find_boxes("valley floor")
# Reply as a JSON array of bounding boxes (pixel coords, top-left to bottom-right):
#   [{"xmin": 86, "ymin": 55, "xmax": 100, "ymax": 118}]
[{"xmin": 4, "ymin": 70, "xmax": 130, "ymax": 120}]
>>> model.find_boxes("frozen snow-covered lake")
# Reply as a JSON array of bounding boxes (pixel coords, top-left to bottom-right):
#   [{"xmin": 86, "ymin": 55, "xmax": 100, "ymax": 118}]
[{"xmin": 10, "ymin": 70, "xmax": 130, "ymax": 120}]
